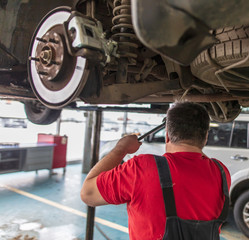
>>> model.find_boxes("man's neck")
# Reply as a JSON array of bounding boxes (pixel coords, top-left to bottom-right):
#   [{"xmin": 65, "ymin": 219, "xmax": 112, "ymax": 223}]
[{"xmin": 166, "ymin": 142, "xmax": 203, "ymax": 154}]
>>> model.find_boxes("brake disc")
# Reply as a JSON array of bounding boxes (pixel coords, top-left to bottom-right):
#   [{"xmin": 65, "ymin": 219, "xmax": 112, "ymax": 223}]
[{"xmin": 28, "ymin": 7, "xmax": 89, "ymax": 109}]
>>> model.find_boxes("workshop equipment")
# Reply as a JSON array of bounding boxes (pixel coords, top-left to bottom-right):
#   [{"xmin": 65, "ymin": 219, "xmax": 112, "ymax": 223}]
[
  {"xmin": 0, "ymin": 143, "xmax": 54, "ymax": 174},
  {"xmin": 38, "ymin": 134, "xmax": 67, "ymax": 173}
]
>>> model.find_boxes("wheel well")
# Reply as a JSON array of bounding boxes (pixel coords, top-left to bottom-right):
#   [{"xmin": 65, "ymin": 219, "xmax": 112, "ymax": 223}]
[{"xmin": 231, "ymin": 179, "xmax": 249, "ymax": 206}]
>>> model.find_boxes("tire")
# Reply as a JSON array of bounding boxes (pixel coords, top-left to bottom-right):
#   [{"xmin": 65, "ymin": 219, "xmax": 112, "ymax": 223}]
[
  {"xmin": 24, "ymin": 101, "xmax": 61, "ymax": 125},
  {"xmin": 191, "ymin": 26, "xmax": 249, "ymax": 89},
  {"xmin": 233, "ymin": 190, "xmax": 249, "ymax": 238}
]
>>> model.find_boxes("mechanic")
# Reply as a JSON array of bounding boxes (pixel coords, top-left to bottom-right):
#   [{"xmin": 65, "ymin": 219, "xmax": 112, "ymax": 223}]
[{"xmin": 81, "ymin": 102, "xmax": 231, "ymax": 240}]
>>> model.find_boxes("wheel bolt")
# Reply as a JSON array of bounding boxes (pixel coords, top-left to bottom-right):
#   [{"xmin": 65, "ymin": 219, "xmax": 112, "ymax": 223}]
[
  {"xmin": 36, "ymin": 37, "xmax": 47, "ymax": 43},
  {"xmin": 38, "ymin": 71, "xmax": 48, "ymax": 76},
  {"xmin": 51, "ymin": 60, "xmax": 60, "ymax": 65},
  {"xmin": 49, "ymin": 38, "xmax": 59, "ymax": 44},
  {"xmin": 29, "ymin": 57, "xmax": 40, "ymax": 62}
]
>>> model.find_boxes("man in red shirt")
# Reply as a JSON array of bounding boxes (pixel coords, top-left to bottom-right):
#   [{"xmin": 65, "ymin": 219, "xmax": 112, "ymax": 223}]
[{"xmin": 81, "ymin": 102, "xmax": 231, "ymax": 240}]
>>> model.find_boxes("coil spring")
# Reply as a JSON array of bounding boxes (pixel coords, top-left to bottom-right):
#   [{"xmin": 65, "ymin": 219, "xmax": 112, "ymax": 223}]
[{"xmin": 111, "ymin": 0, "xmax": 138, "ymax": 60}]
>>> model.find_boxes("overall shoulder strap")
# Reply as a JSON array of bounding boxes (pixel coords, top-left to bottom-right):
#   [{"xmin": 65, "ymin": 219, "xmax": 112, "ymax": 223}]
[
  {"xmin": 211, "ymin": 158, "xmax": 230, "ymax": 221},
  {"xmin": 154, "ymin": 155, "xmax": 177, "ymax": 217}
]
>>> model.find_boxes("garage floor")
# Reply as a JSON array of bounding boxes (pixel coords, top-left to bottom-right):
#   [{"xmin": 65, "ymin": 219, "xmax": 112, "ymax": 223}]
[{"xmin": 0, "ymin": 164, "xmax": 247, "ymax": 240}]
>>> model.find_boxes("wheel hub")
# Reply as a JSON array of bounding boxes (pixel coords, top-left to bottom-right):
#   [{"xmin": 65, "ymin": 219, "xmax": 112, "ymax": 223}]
[
  {"xmin": 40, "ymin": 48, "xmax": 52, "ymax": 65},
  {"xmin": 35, "ymin": 29, "xmax": 64, "ymax": 82},
  {"xmin": 243, "ymin": 202, "xmax": 249, "ymax": 228}
]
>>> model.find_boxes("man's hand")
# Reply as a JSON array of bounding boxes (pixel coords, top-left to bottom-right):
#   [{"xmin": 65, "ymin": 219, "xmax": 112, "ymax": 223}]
[{"xmin": 115, "ymin": 135, "xmax": 142, "ymax": 154}]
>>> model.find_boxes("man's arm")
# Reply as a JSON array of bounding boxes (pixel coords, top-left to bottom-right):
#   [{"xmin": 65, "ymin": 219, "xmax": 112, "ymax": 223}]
[{"xmin": 81, "ymin": 135, "xmax": 142, "ymax": 207}]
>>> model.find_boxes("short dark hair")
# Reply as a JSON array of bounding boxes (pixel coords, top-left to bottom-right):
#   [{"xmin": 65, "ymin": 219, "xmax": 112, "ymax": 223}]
[{"xmin": 166, "ymin": 102, "xmax": 210, "ymax": 148}]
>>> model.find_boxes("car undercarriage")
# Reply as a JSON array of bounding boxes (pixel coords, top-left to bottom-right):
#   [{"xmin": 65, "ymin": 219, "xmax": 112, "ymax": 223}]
[{"xmin": 1, "ymin": 0, "xmax": 249, "ymax": 123}]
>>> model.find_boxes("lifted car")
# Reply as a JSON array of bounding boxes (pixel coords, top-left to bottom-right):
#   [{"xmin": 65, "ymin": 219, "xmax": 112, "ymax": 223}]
[{"xmin": 1, "ymin": 0, "xmax": 249, "ymax": 123}]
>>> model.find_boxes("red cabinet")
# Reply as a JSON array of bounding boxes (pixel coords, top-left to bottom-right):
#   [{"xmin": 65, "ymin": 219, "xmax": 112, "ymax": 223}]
[{"xmin": 37, "ymin": 134, "xmax": 67, "ymax": 170}]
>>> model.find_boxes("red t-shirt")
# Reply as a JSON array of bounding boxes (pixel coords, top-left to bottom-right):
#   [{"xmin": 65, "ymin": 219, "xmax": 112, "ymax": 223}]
[{"xmin": 97, "ymin": 152, "xmax": 231, "ymax": 240}]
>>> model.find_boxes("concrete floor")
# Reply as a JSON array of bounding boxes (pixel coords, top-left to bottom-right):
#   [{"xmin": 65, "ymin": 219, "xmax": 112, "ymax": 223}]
[{"xmin": 0, "ymin": 164, "xmax": 248, "ymax": 240}]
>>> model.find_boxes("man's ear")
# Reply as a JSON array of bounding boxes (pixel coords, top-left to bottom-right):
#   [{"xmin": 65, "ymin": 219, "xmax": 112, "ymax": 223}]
[
  {"xmin": 165, "ymin": 129, "xmax": 170, "ymax": 143},
  {"xmin": 204, "ymin": 131, "xmax": 209, "ymax": 146}
]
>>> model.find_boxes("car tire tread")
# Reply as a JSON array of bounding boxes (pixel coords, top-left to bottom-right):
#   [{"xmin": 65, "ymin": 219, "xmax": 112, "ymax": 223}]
[{"xmin": 233, "ymin": 190, "xmax": 249, "ymax": 238}]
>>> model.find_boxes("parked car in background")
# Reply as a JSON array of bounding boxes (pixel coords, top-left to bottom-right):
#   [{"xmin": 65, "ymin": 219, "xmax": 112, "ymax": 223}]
[
  {"xmin": 102, "ymin": 119, "xmax": 120, "ymax": 132},
  {"xmin": 126, "ymin": 121, "xmax": 157, "ymax": 135},
  {"xmin": 2, "ymin": 118, "xmax": 27, "ymax": 128},
  {"xmin": 99, "ymin": 114, "xmax": 249, "ymax": 238},
  {"xmin": 204, "ymin": 114, "xmax": 249, "ymax": 238},
  {"xmin": 0, "ymin": 118, "xmax": 27, "ymax": 128}
]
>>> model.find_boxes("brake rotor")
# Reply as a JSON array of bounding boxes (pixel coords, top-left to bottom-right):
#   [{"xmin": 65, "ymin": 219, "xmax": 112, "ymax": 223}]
[{"xmin": 28, "ymin": 7, "xmax": 89, "ymax": 108}]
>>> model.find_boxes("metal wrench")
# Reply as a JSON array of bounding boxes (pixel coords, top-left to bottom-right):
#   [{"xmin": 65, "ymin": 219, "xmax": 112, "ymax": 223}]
[{"xmin": 137, "ymin": 117, "xmax": 166, "ymax": 141}]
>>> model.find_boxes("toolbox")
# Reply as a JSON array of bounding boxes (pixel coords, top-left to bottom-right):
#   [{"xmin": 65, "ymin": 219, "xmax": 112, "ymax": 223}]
[{"xmin": 38, "ymin": 134, "xmax": 67, "ymax": 170}]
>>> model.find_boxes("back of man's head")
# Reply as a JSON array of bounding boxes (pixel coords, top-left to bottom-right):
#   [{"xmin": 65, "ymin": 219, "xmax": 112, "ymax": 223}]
[{"xmin": 166, "ymin": 102, "xmax": 210, "ymax": 148}]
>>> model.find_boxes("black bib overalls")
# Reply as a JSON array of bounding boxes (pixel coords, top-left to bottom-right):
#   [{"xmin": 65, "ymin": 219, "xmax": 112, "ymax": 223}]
[{"xmin": 154, "ymin": 155, "xmax": 229, "ymax": 240}]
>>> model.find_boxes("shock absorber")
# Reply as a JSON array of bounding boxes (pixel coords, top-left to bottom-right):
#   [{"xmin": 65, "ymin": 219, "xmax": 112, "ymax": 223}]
[{"xmin": 111, "ymin": 0, "xmax": 138, "ymax": 83}]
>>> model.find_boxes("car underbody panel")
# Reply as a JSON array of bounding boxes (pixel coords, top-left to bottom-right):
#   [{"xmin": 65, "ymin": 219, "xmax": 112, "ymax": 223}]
[
  {"xmin": 1, "ymin": 0, "xmax": 249, "ymax": 123},
  {"xmin": 132, "ymin": 0, "xmax": 249, "ymax": 65}
]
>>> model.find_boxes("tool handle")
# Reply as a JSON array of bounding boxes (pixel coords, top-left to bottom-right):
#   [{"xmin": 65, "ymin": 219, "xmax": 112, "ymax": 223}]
[{"xmin": 138, "ymin": 122, "xmax": 165, "ymax": 141}]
